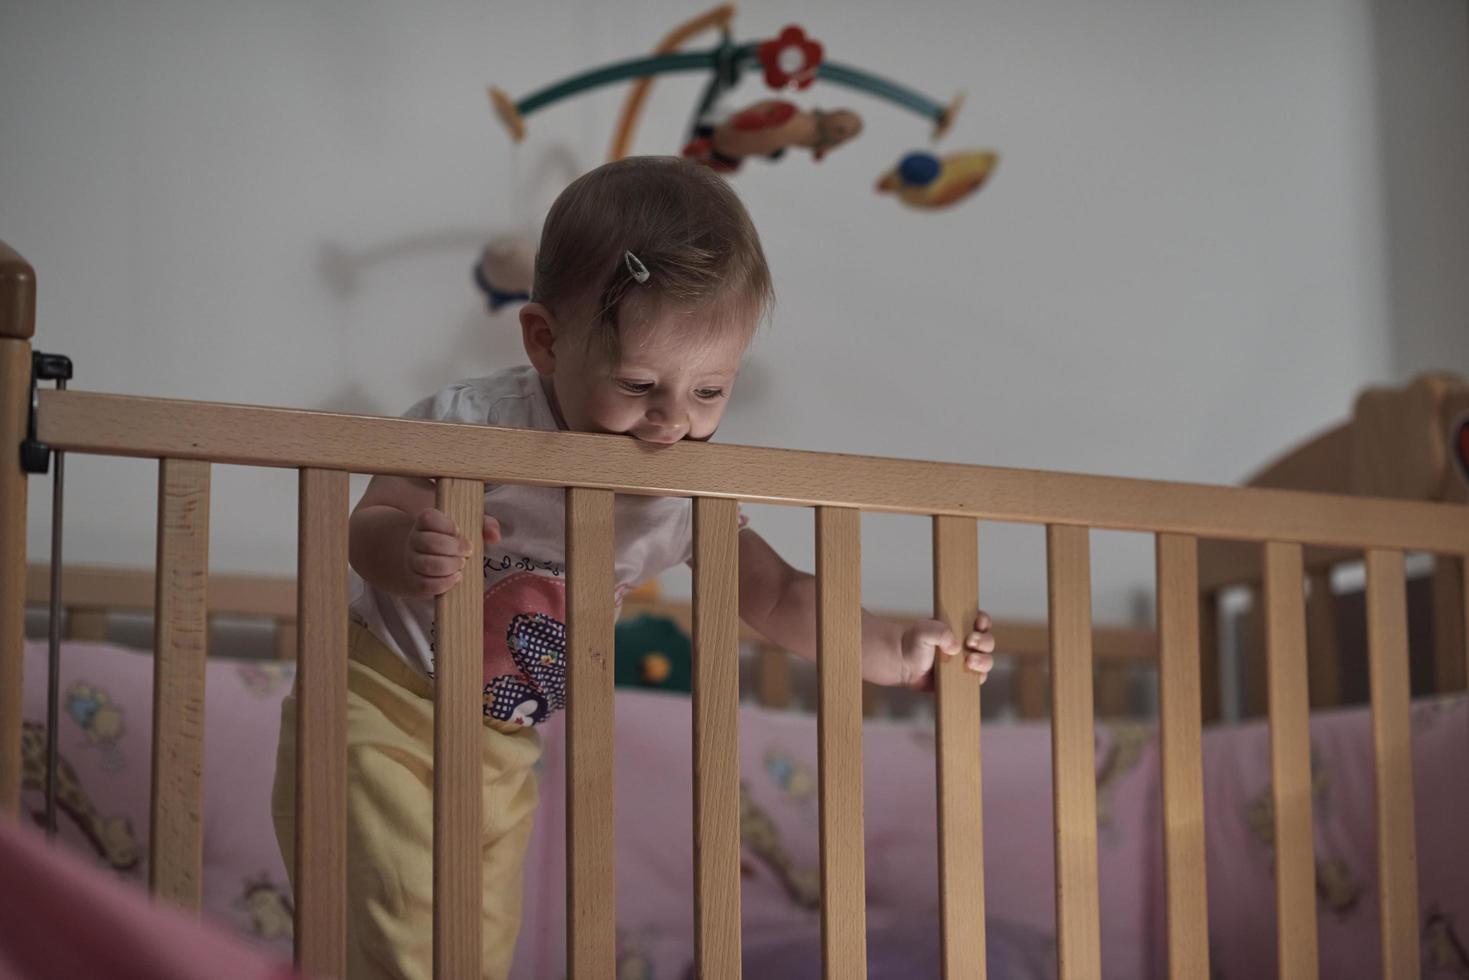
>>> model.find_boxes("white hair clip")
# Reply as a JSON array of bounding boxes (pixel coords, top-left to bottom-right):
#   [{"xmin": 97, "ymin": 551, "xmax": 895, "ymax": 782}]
[{"xmin": 624, "ymin": 250, "xmax": 651, "ymax": 284}]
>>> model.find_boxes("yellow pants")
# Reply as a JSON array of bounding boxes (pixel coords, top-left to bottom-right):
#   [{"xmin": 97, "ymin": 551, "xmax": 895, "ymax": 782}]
[{"xmin": 272, "ymin": 624, "xmax": 541, "ymax": 980}]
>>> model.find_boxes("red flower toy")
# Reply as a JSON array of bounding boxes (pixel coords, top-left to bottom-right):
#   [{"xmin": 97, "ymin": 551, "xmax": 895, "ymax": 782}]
[{"xmin": 758, "ymin": 25, "xmax": 824, "ymax": 91}]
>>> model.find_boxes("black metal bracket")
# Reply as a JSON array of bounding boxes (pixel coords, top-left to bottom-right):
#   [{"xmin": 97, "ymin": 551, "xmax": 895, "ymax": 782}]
[{"xmin": 20, "ymin": 351, "xmax": 72, "ymax": 475}]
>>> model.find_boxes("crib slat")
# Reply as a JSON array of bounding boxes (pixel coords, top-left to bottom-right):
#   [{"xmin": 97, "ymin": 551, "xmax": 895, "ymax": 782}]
[
  {"xmin": 1431, "ymin": 555, "xmax": 1466, "ymax": 692},
  {"xmin": 1243, "ymin": 582, "xmax": 1267, "ymax": 718},
  {"xmin": 1094, "ymin": 665, "xmax": 1129, "ymax": 717},
  {"xmin": 1198, "ymin": 593, "xmax": 1221, "ymax": 724},
  {"xmin": 756, "ymin": 645, "xmax": 792, "ymax": 709},
  {"xmin": 0, "ymin": 277, "xmax": 33, "ymax": 814},
  {"xmin": 1046, "ymin": 524, "xmax": 1101, "ymax": 980},
  {"xmin": 294, "ymin": 469, "xmax": 349, "ymax": 976},
  {"xmin": 932, "ymin": 515, "xmax": 985, "ymax": 979},
  {"xmin": 274, "ymin": 620, "xmax": 298, "ymax": 660},
  {"xmin": 434, "ymin": 478, "xmax": 484, "ymax": 980},
  {"xmin": 1155, "ymin": 534, "xmax": 1209, "ymax": 978},
  {"xmin": 1263, "ymin": 541, "xmax": 1318, "ymax": 977},
  {"xmin": 1365, "ymin": 549, "xmax": 1419, "ymax": 979},
  {"xmin": 816, "ymin": 506, "xmax": 866, "ymax": 979},
  {"xmin": 566, "ymin": 487, "xmax": 617, "ymax": 979},
  {"xmin": 1305, "ymin": 569, "xmax": 1341, "ymax": 708},
  {"xmin": 64, "ymin": 607, "xmax": 109, "ymax": 642},
  {"xmin": 1014, "ymin": 660, "xmax": 1047, "ymax": 718},
  {"xmin": 692, "ymin": 497, "xmax": 742, "ymax": 979},
  {"xmin": 1463, "ymin": 554, "xmax": 1469, "ymax": 689},
  {"xmin": 150, "ymin": 458, "xmax": 210, "ymax": 908}
]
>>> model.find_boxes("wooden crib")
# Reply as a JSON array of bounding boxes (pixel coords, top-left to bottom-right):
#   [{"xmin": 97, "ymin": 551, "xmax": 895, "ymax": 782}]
[
  {"xmin": 20, "ymin": 564, "xmax": 1162, "ymax": 723},
  {"xmin": 3, "ymin": 238, "xmax": 1466, "ymax": 979}
]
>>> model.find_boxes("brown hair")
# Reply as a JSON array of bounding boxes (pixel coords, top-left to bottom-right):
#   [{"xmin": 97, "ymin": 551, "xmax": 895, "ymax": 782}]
[{"xmin": 532, "ymin": 156, "xmax": 773, "ymax": 352}]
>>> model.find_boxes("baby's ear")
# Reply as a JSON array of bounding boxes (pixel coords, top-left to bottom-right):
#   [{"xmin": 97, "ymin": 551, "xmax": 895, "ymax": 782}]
[{"xmin": 519, "ymin": 302, "xmax": 558, "ymax": 375}]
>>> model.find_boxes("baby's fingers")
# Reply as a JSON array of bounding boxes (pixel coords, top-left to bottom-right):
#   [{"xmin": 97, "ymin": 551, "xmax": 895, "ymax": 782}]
[
  {"xmin": 911, "ymin": 622, "xmax": 960, "ymax": 659},
  {"xmin": 410, "ymin": 529, "xmax": 471, "ymax": 558},
  {"xmin": 965, "ymin": 630, "xmax": 996, "ymax": 654},
  {"xmin": 964, "ymin": 652, "xmax": 995, "ymax": 680},
  {"xmin": 407, "ymin": 549, "xmax": 466, "ymax": 579},
  {"xmin": 414, "ymin": 507, "xmax": 459, "ymax": 536},
  {"xmin": 412, "ymin": 571, "xmax": 463, "ymax": 599}
]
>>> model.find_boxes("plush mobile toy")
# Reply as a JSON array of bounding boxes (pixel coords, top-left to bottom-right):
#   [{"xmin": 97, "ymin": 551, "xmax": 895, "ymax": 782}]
[
  {"xmin": 487, "ymin": 6, "xmax": 996, "ymax": 210},
  {"xmin": 473, "ymin": 236, "xmax": 535, "ymax": 313},
  {"xmin": 682, "ymin": 99, "xmax": 864, "ymax": 172},
  {"xmin": 877, "ymin": 148, "xmax": 999, "ymax": 210}
]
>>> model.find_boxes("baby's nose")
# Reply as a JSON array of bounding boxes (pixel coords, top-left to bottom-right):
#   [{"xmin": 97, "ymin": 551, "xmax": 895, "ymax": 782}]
[{"xmin": 646, "ymin": 404, "xmax": 688, "ymax": 430}]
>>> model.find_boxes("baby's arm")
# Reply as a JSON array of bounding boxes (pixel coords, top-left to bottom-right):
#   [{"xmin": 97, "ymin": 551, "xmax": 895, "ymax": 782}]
[
  {"xmin": 736, "ymin": 528, "xmax": 993, "ymax": 688},
  {"xmin": 349, "ymin": 475, "xmax": 501, "ymax": 599}
]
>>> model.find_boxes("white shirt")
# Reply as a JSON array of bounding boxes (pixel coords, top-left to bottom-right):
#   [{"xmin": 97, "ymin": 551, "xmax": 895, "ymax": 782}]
[{"xmin": 350, "ymin": 366, "xmax": 694, "ymax": 726}]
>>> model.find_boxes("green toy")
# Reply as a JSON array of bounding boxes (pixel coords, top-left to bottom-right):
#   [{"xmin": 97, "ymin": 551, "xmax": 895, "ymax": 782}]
[{"xmin": 614, "ymin": 614, "xmax": 694, "ymax": 693}]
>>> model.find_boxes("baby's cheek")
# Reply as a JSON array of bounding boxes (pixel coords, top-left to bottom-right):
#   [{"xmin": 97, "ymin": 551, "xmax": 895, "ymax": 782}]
[
  {"xmin": 688, "ymin": 403, "xmax": 728, "ymax": 441},
  {"xmin": 586, "ymin": 393, "xmax": 639, "ymax": 434}
]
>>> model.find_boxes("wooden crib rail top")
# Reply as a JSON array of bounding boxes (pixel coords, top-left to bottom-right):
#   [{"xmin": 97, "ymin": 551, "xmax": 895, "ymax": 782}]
[{"xmin": 37, "ymin": 387, "xmax": 1469, "ymax": 556}]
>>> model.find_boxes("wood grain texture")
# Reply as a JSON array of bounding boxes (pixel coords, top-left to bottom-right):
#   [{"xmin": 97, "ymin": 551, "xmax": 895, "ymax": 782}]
[
  {"xmin": 274, "ymin": 619, "xmax": 298, "ymax": 661},
  {"xmin": 1365, "ymin": 549, "xmax": 1420, "ymax": 980},
  {"xmin": 1046, "ymin": 524, "xmax": 1100, "ymax": 980},
  {"xmin": 1198, "ymin": 593, "xmax": 1221, "ymax": 725},
  {"xmin": 27, "ymin": 563, "xmax": 297, "ymax": 619},
  {"xmin": 692, "ymin": 498, "xmax": 742, "ymax": 979},
  {"xmin": 293, "ymin": 469, "xmax": 349, "ymax": 977},
  {"xmin": 0, "ymin": 338, "xmax": 30, "ymax": 812},
  {"xmin": 1243, "ymin": 583, "xmax": 1267, "ymax": 719},
  {"xmin": 816, "ymin": 507, "xmax": 866, "ymax": 980},
  {"xmin": 1094, "ymin": 666, "xmax": 1130, "ymax": 718},
  {"xmin": 1014, "ymin": 661, "xmax": 1048, "ymax": 719},
  {"xmin": 1305, "ymin": 569, "xmax": 1342, "ymax": 709},
  {"xmin": 150, "ymin": 458, "xmax": 210, "ymax": 909},
  {"xmin": 63, "ymin": 607, "xmax": 109, "ymax": 642},
  {"xmin": 0, "ymin": 240, "xmax": 36, "ymax": 340},
  {"xmin": 1155, "ymin": 534, "xmax": 1209, "ymax": 979},
  {"xmin": 932, "ymin": 515, "xmax": 985, "ymax": 979},
  {"xmin": 755, "ymin": 645, "xmax": 792, "ymax": 709},
  {"xmin": 38, "ymin": 390, "xmax": 1469, "ymax": 554},
  {"xmin": 566, "ymin": 487, "xmax": 617, "ymax": 980},
  {"xmin": 1431, "ymin": 555, "xmax": 1466, "ymax": 693},
  {"xmin": 1263, "ymin": 542, "xmax": 1318, "ymax": 978},
  {"xmin": 433, "ymin": 478, "xmax": 484, "ymax": 980}
]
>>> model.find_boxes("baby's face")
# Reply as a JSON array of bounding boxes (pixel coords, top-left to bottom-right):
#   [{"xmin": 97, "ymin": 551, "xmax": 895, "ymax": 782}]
[{"xmin": 553, "ymin": 306, "xmax": 751, "ymax": 446}]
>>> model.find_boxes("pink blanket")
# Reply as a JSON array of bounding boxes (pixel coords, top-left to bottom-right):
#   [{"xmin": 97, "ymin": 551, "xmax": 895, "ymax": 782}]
[
  {"xmin": 18, "ymin": 641, "xmax": 298, "ymax": 959},
  {"xmin": 518, "ymin": 693, "xmax": 1469, "ymax": 978},
  {"xmin": 19, "ymin": 640, "xmax": 1469, "ymax": 979}
]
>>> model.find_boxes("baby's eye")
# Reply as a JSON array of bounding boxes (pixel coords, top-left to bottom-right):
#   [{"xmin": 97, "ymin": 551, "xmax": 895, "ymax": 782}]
[
  {"xmin": 694, "ymin": 388, "xmax": 725, "ymax": 400},
  {"xmin": 617, "ymin": 380, "xmax": 654, "ymax": 395}
]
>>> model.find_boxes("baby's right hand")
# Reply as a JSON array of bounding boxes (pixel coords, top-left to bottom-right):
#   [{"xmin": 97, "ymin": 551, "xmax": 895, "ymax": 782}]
[{"xmin": 404, "ymin": 509, "xmax": 502, "ymax": 598}]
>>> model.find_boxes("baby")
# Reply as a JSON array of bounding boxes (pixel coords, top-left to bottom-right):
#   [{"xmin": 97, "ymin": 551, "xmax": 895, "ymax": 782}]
[{"xmin": 273, "ymin": 156, "xmax": 995, "ymax": 980}]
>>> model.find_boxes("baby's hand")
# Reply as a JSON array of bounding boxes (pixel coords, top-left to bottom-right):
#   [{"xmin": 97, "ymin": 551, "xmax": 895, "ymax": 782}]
[
  {"xmin": 898, "ymin": 611, "xmax": 995, "ymax": 690},
  {"xmin": 403, "ymin": 509, "xmax": 502, "ymax": 598}
]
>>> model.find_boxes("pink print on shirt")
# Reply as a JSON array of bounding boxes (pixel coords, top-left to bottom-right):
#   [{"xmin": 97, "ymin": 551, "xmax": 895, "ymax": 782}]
[{"xmin": 482, "ymin": 572, "xmax": 567, "ymax": 726}]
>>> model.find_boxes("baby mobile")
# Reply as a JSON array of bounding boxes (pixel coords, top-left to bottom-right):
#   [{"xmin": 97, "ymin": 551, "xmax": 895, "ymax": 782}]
[{"xmin": 474, "ymin": 5, "xmax": 999, "ymax": 310}]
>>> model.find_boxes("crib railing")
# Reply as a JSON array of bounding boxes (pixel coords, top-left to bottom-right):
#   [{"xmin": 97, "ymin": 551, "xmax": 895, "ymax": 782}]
[{"xmin": 5, "ymin": 240, "xmax": 1468, "ymax": 979}]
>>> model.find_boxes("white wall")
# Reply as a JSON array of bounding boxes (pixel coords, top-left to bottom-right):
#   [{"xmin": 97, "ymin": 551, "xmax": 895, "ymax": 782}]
[{"xmin": 3, "ymin": 0, "xmax": 1465, "ymax": 623}]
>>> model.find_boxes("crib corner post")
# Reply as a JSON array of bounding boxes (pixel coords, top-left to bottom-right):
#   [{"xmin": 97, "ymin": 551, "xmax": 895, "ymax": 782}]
[{"xmin": 0, "ymin": 239, "xmax": 36, "ymax": 813}]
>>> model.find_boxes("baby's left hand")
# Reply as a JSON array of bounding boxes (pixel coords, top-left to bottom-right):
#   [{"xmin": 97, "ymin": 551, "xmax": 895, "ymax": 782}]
[{"xmin": 899, "ymin": 612, "xmax": 995, "ymax": 690}]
